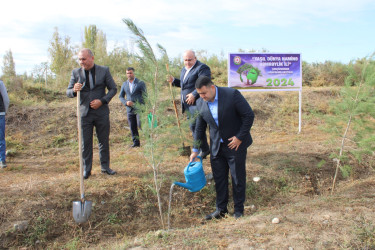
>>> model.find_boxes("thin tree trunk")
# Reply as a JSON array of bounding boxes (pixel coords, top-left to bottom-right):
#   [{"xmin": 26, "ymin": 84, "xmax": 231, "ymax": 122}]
[
  {"xmin": 151, "ymin": 65, "xmax": 165, "ymax": 228},
  {"xmin": 331, "ymin": 115, "xmax": 352, "ymax": 193},
  {"xmin": 331, "ymin": 62, "xmax": 368, "ymax": 193}
]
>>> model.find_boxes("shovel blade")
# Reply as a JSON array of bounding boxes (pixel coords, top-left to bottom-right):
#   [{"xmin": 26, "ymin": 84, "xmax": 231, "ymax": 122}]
[{"xmin": 73, "ymin": 200, "xmax": 92, "ymax": 223}]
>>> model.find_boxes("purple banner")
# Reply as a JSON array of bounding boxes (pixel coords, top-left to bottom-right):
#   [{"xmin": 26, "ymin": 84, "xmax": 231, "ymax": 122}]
[{"xmin": 228, "ymin": 53, "xmax": 302, "ymax": 91}]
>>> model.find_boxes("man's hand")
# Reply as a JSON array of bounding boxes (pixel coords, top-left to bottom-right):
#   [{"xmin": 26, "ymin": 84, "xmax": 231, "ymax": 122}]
[
  {"xmin": 186, "ymin": 93, "xmax": 196, "ymax": 105},
  {"xmin": 189, "ymin": 151, "xmax": 199, "ymax": 162},
  {"xmin": 126, "ymin": 101, "xmax": 134, "ymax": 107},
  {"xmin": 73, "ymin": 83, "xmax": 83, "ymax": 93},
  {"xmin": 90, "ymin": 99, "xmax": 103, "ymax": 109},
  {"xmin": 166, "ymin": 75, "xmax": 174, "ymax": 85},
  {"xmin": 228, "ymin": 136, "xmax": 242, "ymax": 151}
]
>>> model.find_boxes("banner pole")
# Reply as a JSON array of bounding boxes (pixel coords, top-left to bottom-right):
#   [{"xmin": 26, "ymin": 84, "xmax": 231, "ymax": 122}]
[{"xmin": 298, "ymin": 88, "xmax": 302, "ymax": 133}]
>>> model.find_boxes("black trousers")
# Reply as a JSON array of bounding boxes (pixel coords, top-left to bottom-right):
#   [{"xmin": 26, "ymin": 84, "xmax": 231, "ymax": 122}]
[
  {"xmin": 81, "ymin": 110, "xmax": 110, "ymax": 172},
  {"xmin": 127, "ymin": 112, "xmax": 141, "ymax": 145},
  {"xmin": 210, "ymin": 143, "xmax": 247, "ymax": 213}
]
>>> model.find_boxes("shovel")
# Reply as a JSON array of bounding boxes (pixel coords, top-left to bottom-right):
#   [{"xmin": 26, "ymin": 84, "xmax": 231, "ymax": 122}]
[
  {"xmin": 73, "ymin": 89, "xmax": 92, "ymax": 223},
  {"xmin": 166, "ymin": 63, "xmax": 191, "ymax": 156}
]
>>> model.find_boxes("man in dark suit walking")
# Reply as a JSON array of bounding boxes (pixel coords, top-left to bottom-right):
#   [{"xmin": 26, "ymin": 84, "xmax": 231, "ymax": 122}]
[
  {"xmin": 119, "ymin": 67, "xmax": 147, "ymax": 147},
  {"xmin": 190, "ymin": 75, "xmax": 255, "ymax": 220},
  {"xmin": 167, "ymin": 50, "xmax": 210, "ymax": 158},
  {"xmin": 67, "ymin": 48, "xmax": 117, "ymax": 179}
]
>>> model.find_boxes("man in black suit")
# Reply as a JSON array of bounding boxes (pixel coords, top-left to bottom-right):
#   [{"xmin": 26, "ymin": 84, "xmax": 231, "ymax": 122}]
[
  {"xmin": 190, "ymin": 75, "xmax": 255, "ymax": 219},
  {"xmin": 119, "ymin": 67, "xmax": 147, "ymax": 147},
  {"xmin": 67, "ymin": 48, "xmax": 117, "ymax": 179},
  {"xmin": 167, "ymin": 50, "xmax": 210, "ymax": 158}
]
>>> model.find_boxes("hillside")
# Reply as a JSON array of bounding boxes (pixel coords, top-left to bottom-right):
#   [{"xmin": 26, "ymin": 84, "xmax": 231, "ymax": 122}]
[{"xmin": 1, "ymin": 86, "xmax": 374, "ymax": 249}]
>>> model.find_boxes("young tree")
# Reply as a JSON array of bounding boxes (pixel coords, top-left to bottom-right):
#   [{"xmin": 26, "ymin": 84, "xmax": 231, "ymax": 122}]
[
  {"xmin": 326, "ymin": 53, "xmax": 375, "ymax": 192},
  {"xmin": 123, "ymin": 19, "xmax": 182, "ymax": 229}
]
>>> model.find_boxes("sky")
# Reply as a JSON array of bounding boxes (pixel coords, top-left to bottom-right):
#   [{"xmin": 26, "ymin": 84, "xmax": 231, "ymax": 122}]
[{"xmin": 1, "ymin": 0, "xmax": 374, "ymax": 75}]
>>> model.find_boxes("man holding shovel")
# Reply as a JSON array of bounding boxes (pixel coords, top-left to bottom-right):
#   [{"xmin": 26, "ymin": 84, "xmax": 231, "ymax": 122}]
[
  {"xmin": 67, "ymin": 48, "xmax": 117, "ymax": 179},
  {"xmin": 167, "ymin": 50, "xmax": 210, "ymax": 159},
  {"xmin": 190, "ymin": 76, "xmax": 254, "ymax": 220}
]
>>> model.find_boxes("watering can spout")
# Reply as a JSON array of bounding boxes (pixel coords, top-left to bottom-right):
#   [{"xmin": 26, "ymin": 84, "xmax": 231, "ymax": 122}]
[{"xmin": 174, "ymin": 181, "xmax": 193, "ymax": 190}]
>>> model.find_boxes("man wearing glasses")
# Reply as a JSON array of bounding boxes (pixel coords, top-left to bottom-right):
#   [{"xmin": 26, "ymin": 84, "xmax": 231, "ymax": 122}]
[{"xmin": 167, "ymin": 50, "xmax": 210, "ymax": 159}]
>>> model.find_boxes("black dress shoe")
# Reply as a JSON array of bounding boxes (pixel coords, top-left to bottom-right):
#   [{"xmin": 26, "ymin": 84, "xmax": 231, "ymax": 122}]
[
  {"xmin": 83, "ymin": 171, "xmax": 91, "ymax": 179},
  {"xmin": 233, "ymin": 212, "xmax": 243, "ymax": 219},
  {"xmin": 101, "ymin": 168, "xmax": 117, "ymax": 175},
  {"xmin": 205, "ymin": 210, "xmax": 228, "ymax": 220},
  {"xmin": 131, "ymin": 143, "xmax": 140, "ymax": 148}
]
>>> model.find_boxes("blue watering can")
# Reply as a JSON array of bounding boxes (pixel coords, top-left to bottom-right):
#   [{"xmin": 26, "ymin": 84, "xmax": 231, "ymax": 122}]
[{"xmin": 174, "ymin": 156, "xmax": 206, "ymax": 192}]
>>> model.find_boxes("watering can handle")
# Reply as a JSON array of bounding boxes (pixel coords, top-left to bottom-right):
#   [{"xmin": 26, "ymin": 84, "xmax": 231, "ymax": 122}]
[
  {"xmin": 197, "ymin": 155, "xmax": 202, "ymax": 162},
  {"xmin": 187, "ymin": 156, "xmax": 202, "ymax": 170}
]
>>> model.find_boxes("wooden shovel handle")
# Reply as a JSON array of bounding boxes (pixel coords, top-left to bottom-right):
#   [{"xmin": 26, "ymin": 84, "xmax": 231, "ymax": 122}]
[
  {"xmin": 166, "ymin": 63, "xmax": 184, "ymax": 143},
  {"xmin": 173, "ymin": 101, "xmax": 181, "ymax": 128},
  {"xmin": 77, "ymin": 91, "xmax": 84, "ymax": 199}
]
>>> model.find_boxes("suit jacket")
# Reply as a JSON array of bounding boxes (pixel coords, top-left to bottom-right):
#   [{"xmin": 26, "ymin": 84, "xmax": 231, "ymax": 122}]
[
  {"xmin": 0, "ymin": 80, "xmax": 9, "ymax": 114},
  {"xmin": 172, "ymin": 60, "xmax": 211, "ymax": 112},
  {"xmin": 119, "ymin": 78, "xmax": 147, "ymax": 114},
  {"xmin": 194, "ymin": 87, "xmax": 255, "ymax": 157},
  {"xmin": 66, "ymin": 64, "xmax": 117, "ymax": 117}
]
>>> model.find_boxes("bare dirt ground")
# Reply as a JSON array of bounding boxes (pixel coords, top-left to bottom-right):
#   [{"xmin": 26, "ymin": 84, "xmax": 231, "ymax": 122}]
[{"xmin": 1, "ymin": 87, "xmax": 374, "ymax": 249}]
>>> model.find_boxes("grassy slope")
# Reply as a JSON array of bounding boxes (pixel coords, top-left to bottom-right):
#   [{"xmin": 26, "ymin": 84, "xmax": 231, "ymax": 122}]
[{"xmin": 1, "ymin": 86, "xmax": 374, "ymax": 249}]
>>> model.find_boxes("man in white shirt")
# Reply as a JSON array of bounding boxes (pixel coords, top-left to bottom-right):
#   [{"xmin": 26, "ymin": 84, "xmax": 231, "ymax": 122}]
[
  {"xmin": 167, "ymin": 50, "xmax": 211, "ymax": 158},
  {"xmin": 119, "ymin": 67, "xmax": 147, "ymax": 147}
]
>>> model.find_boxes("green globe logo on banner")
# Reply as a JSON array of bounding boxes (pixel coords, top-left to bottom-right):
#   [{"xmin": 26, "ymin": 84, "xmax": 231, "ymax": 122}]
[
  {"xmin": 236, "ymin": 63, "xmax": 262, "ymax": 85},
  {"xmin": 233, "ymin": 56, "xmax": 241, "ymax": 65}
]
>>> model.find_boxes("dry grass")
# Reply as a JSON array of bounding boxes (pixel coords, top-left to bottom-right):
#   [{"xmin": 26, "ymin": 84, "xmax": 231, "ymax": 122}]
[
  {"xmin": 120, "ymin": 177, "xmax": 375, "ymax": 249},
  {"xmin": 1, "ymin": 87, "xmax": 374, "ymax": 249}
]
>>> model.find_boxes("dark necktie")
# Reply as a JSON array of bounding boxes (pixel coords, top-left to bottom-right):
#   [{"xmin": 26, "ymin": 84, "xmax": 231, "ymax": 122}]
[{"xmin": 89, "ymin": 71, "xmax": 94, "ymax": 90}]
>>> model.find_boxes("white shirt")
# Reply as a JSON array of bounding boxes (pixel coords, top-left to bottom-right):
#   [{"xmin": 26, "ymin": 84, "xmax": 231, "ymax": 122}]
[
  {"xmin": 183, "ymin": 61, "xmax": 197, "ymax": 82},
  {"xmin": 129, "ymin": 79, "xmax": 135, "ymax": 93}
]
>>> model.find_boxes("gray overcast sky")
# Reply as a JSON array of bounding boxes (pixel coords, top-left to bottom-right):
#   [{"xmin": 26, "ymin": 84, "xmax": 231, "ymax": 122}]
[{"xmin": 1, "ymin": 0, "xmax": 374, "ymax": 75}]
